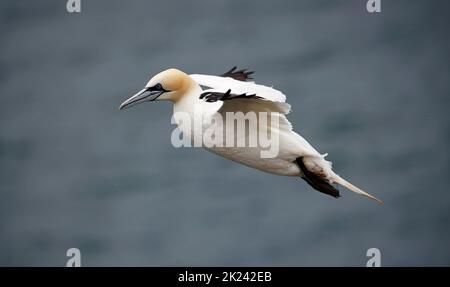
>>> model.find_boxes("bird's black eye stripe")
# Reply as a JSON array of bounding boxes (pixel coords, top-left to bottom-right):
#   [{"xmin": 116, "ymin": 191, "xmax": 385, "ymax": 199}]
[{"xmin": 146, "ymin": 83, "xmax": 169, "ymax": 92}]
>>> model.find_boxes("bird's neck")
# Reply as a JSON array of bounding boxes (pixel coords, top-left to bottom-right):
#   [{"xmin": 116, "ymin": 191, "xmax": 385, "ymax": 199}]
[
  {"xmin": 172, "ymin": 85, "xmax": 210, "ymax": 142},
  {"xmin": 173, "ymin": 85, "xmax": 203, "ymax": 115}
]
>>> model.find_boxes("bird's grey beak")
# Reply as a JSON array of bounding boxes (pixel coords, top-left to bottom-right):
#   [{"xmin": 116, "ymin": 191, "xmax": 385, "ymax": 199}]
[{"xmin": 119, "ymin": 88, "xmax": 163, "ymax": 110}]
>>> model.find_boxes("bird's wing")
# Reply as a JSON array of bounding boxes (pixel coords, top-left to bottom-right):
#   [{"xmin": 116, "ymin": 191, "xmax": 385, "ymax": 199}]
[
  {"xmin": 190, "ymin": 73, "xmax": 320, "ymax": 155},
  {"xmin": 219, "ymin": 66, "xmax": 255, "ymax": 82},
  {"xmin": 190, "ymin": 73, "xmax": 289, "ymax": 125},
  {"xmin": 190, "ymin": 74, "xmax": 286, "ymax": 103}
]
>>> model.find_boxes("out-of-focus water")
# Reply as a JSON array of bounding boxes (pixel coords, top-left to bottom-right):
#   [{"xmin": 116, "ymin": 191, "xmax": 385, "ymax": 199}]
[{"xmin": 1, "ymin": 0, "xmax": 449, "ymax": 266}]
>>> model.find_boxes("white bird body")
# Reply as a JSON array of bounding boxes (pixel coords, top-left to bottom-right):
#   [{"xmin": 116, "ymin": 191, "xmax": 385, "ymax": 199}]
[
  {"xmin": 120, "ymin": 67, "xmax": 382, "ymax": 203},
  {"xmin": 174, "ymin": 79, "xmax": 316, "ymax": 176}
]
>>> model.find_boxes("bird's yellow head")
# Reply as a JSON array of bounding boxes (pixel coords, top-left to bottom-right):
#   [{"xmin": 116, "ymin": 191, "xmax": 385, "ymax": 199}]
[{"xmin": 119, "ymin": 68, "xmax": 194, "ymax": 110}]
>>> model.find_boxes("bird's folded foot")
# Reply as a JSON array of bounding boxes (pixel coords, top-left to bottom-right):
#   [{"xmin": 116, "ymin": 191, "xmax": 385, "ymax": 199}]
[{"xmin": 295, "ymin": 157, "xmax": 340, "ymax": 199}]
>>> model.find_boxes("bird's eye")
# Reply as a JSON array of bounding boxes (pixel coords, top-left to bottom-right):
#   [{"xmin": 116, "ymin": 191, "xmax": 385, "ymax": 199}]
[{"xmin": 154, "ymin": 83, "xmax": 162, "ymax": 90}]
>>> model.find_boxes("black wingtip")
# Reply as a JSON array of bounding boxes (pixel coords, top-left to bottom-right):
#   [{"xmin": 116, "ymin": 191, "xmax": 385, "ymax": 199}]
[
  {"xmin": 220, "ymin": 67, "xmax": 255, "ymax": 82},
  {"xmin": 199, "ymin": 90, "xmax": 262, "ymax": 102}
]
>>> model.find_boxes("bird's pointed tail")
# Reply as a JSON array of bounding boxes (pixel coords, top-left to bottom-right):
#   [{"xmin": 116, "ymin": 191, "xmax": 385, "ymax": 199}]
[{"xmin": 332, "ymin": 175, "xmax": 383, "ymax": 204}]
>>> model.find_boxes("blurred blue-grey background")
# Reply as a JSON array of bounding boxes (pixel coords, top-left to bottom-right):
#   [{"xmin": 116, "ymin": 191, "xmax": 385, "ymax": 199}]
[{"xmin": 1, "ymin": 0, "xmax": 449, "ymax": 266}]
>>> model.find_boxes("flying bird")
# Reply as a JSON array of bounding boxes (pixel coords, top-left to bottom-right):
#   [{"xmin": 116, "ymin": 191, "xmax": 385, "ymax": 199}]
[{"xmin": 119, "ymin": 67, "xmax": 381, "ymax": 203}]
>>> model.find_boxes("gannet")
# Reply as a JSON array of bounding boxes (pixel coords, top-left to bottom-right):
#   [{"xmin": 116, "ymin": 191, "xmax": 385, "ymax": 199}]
[{"xmin": 119, "ymin": 67, "xmax": 382, "ymax": 203}]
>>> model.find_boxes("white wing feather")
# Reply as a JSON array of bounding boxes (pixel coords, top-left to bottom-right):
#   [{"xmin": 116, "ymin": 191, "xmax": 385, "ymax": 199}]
[
  {"xmin": 190, "ymin": 74, "xmax": 286, "ymax": 103},
  {"xmin": 190, "ymin": 74, "xmax": 320, "ymax": 156}
]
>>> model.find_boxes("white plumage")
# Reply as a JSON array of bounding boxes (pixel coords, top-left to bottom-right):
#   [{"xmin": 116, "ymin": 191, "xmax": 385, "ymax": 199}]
[{"xmin": 120, "ymin": 67, "xmax": 382, "ymax": 203}]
